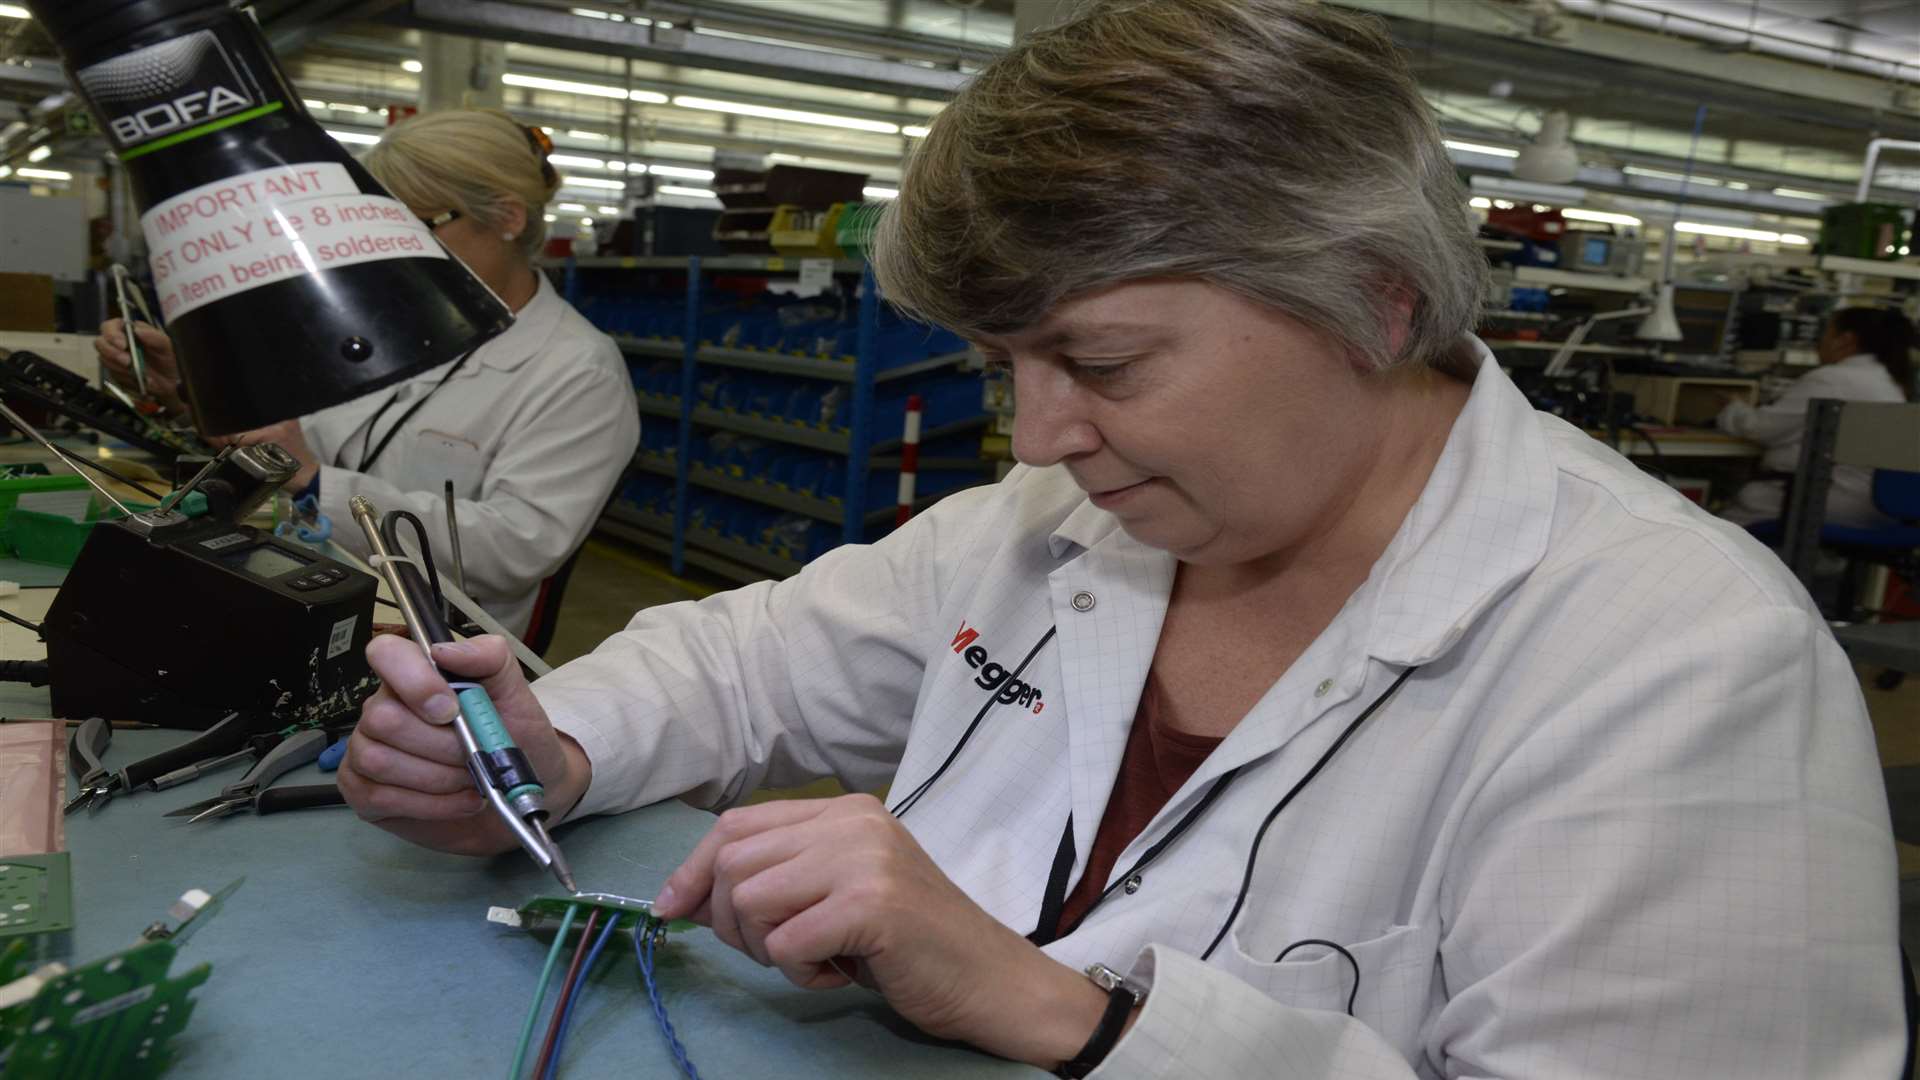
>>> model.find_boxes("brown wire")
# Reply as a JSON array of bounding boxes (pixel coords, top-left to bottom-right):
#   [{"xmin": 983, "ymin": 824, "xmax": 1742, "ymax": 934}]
[{"xmin": 533, "ymin": 906, "xmax": 601, "ymax": 1077}]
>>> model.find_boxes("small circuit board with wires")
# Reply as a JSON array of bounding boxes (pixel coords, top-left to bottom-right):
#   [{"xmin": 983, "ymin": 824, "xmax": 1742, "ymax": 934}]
[{"xmin": 489, "ymin": 892, "xmax": 703, "ymax": 1080}]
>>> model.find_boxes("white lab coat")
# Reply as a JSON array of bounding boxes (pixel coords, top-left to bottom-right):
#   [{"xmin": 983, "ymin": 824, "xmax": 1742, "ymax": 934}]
[
  {"xmin": 536, "ymin": 341, "xmax": 1901, "ymax": 1079},
  {"xmin": 1716, "ymin": 353, "xmax": 1907, "ymax": 528},
  {"xmin": 302, "ymin": 274, "xmax": 640, "ymax": 636}
]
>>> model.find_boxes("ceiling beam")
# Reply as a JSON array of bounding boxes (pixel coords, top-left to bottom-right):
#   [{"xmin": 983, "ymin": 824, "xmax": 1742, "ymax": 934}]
[
  {"xmin": 400, "ymin": 0, "xmax": 967, "ymax": 100},
  {"xmin": 1336, "ymin": 0, "xmax": 1920, "ymax": 129}
]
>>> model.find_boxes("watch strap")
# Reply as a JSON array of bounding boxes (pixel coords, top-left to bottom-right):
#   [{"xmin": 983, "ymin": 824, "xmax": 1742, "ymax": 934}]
[{"xmin": 1055, "ymin": 982, "xmax": 1136, "ymax": 1079}]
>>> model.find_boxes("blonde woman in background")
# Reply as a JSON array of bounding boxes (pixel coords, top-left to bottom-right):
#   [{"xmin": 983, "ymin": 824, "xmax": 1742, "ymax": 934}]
[{"xmin": 99, "ymin": 109, "xmax": 640, "ymax": 639}]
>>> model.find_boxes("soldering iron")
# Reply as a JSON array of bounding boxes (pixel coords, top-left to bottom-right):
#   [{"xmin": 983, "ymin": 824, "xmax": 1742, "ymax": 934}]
[{"xmin": 349, "ymin": 495, "xmax": 576, "ymax": 894}]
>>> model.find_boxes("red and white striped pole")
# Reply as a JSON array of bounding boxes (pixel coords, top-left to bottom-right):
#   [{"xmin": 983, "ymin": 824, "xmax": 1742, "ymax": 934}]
[{"xmin": 896, "ymin": 394, "xmax": 924, "ymax": 527}]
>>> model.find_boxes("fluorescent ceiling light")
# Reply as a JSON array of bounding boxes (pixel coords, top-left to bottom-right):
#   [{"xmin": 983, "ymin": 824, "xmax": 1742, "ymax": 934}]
[
  {"xmin": 0, "ymin": 5, "xmax": 31, "ymax": 17},
  {"xmin": 1772, "ymin": 187, "xmax": 1830, "ymax": 201},
  {"xmin": 556, "ymin": 202, "xmax": 587, "ymax": 212},
  {"xmin": 1675, "ymin": 221, "xmax": 1806, "ymax": 244},
  {"xmin": 597, "ymin": 205, "xmax": 620, "ymax": 215},
  {"xmin": 581, "ymin": 216, "xmax": 594, "ymax": 225},
  {"xmin": 547, "ymin": 153, "xmax": 606, "ymax": 170},
  {"xmin": 657, "ymin": 185, "xmax": 718, "ymax": 199},
  {"xmin": 303, "ymin": 98, "xmax": 327, "ymax": 110},
  {"xmin": 567, "ymin": 129, "xmax": 607, "ymax": 141},
  {"xmin": 1444, "ymin": 140, "xmax": 1519, "ymax": 159},
  {"xmin": 571, "ymin": 7, "xmax": 648, "ymax": 22},
  {"xmin": 401, "ymin": 59, "xmax": 423, "ymax": 73},
  {"xmin": 26, "ymin": 145, "xmax": 49, "ymax": 162},
  {"xmin": 902, "ymin": 126, "xmax": 931, "ymax": 138},
  {"xmin": 1468, "ymin": 196, "xmax": 1492, "ymax": 209},
  {"xmin": 17, "ymin": 168, "xmax": 72, "ymax": 180},
  {"xmin": 607, "ymin": 161, "xmax": 628, "ymax": 172},
  {"xmin": 543, "ymin": 214, "xmax": 557, "ymax": 222},
  {"xmin": 561, "ymin": 175, "xmax": 625, "ymax": 190},
  {"xmin": 670, "ymin": 96, "xmax": 899, "ymax": 134},
  {"xmin": 647, "ymin": 164, "xmax": 713, "ymax": 180},
  {"xmin": 501, "ymin": 73, "xmax": 668, "ymax": 105},
  {"xmin": 1561, "ymin": 208, "xmax": 1642, "ymax": 226},
  {"xmin": 0, "ymin": 166, "xmax": 12, "ymax": 179},
  {"xmin": 327, "ymin": 129, "xmax": 380, "ymax": 145},
  {"xmin": 327, "ymin": 102, "xmax": 369, "ymax": 114},
  {"xmin": 1781, "ymin": 234, "xmax": 1811, "ymax": 245},
  {"xmin": 864, "ymin": 186, "xmax": 899, "ymax": 199}
]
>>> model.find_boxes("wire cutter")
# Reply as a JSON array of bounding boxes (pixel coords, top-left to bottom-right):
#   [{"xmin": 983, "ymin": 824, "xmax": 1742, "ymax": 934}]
[
  {"xmin": 63, "ymin": 716, "xmax": 119, "ymax": 814},
  {"xmin": 165, "ymin": 729, "xmax": 336, "ymax": 823}
]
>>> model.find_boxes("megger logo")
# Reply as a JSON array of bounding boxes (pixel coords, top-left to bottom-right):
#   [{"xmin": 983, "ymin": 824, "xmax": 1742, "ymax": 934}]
[{"xmin": 951, "ymin": 622, "xmax": 1046, "ymax": 713}]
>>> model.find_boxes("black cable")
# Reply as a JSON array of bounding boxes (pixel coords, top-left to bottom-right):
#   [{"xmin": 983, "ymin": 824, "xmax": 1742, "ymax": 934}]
[
  {"xmin": 1628, "ymin": 423, "xmax": 1671, "ymax": 480},
  {"xmin": 1200, "ymin": 666, "xmax": 1419, "ymax": 962},
  {"xmin": 0, "ymin": 660, "xmax": 49, "ymax": 686},
  {"xmin": 1273, "ymin": 938, "xmax": 1361, "ymax": 1016},
  {"xmin": 380, "ymin": 509, "xmax": 443, "ymax": 609},
  {"xmin": 49, "ymin": 449, "xmax": 166, "ymax": 501},
  {"xmin": 0, "ymin": 608, "xmax": 42, "ymax": 636},
  {"xmin": 889, "ymin": 625, "xmax": 1057, "ymax": 819}
]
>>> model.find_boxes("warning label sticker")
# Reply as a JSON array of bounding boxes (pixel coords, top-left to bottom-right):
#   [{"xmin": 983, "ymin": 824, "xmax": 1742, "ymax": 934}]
[{"xmin": 139, "ymin": 162, "xmax": 446, "ymax": 320}]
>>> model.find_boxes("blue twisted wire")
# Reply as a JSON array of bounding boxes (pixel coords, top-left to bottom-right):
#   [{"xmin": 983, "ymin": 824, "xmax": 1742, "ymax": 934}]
[{"xmin": 635, "ymin": 922, "xmax": 702, "ymax": 1080}]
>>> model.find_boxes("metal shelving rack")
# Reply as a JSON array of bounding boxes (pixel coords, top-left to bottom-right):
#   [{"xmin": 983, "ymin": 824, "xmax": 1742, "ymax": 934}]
[{"xmin": 550, "ymin": 253, "xmax": 980, "ymax": 582}]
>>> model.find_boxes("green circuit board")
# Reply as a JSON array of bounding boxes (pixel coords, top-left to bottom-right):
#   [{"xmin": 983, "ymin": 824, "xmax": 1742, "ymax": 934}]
[
  {"xmin": 0, "ymin": 855, "xmax": 74, "ymax": 941},
  {"xmin": 0, "ymin": 879, "xmax": 237, "ymax": 1080},
  {"xmin": 488, "ymin": 892, "xmax": 697, "ymax": 945},
  {"xmin": 0, "ymin": 936, "xmax": 209, "ymax": 1080}
]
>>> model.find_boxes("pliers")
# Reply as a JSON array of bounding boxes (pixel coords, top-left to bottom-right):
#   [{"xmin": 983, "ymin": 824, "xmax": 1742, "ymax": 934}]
[
  {"xmin": 63, "ymin": 713, "xmax": 264, "ymax": 815},
  {"xmin": 63, "ymin": 716, "xmax": 119, "ymax": 814},
  {"xmin": 164, "ymin": 729, "xmax": 344, "ymax": 822}
]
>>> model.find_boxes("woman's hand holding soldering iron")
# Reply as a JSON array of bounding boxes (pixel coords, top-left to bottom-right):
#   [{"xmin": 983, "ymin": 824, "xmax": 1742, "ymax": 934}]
[
  {"xmin": 650, "ymin": 796, "xmax": 1124, "ymax": 1069},
  {"xmin": 95, "ymin": 317, "xmax": 189, "ymax": 417},
  {"xmin": 339, "ymin": 634, "xmax": 593, "ymax": 857}
]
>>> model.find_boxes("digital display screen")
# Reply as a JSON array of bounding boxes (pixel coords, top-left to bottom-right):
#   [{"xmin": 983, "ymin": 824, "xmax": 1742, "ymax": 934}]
[
  {"xmin": 1581, "ymin": 236, "xmax": 1611, "ymax": 266},
  {"xmin": 224, "ymin": 545, "xmax": 309, "ymax": 580}
]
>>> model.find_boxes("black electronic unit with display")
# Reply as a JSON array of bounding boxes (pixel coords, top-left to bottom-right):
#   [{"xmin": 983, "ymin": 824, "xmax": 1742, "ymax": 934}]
[{"xmin": 42, "ymin": 510, "xmax": 377, "ymax": 731}]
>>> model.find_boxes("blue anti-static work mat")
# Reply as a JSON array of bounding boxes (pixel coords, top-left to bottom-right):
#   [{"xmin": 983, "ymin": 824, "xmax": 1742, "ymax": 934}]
[{"xmin": 63, "ymin": 730, "xmax": 1042, "ymax": 1078}]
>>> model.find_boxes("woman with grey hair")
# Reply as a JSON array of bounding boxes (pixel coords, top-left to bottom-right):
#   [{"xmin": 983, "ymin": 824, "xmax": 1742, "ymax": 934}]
[{"xmin": 339, "ymin": 2, "xmax": 1901, "ymax": 1077}]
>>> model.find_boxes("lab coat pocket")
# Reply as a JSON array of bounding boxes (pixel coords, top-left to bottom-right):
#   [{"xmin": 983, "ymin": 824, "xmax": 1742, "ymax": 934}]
[
  {"xmin": 409, "ymin": 429, "xmax": 487, "ymax": 496},
  {"xmin": 1213, "ymin": 921, "xmax": 1439, "ymax": 1054}
]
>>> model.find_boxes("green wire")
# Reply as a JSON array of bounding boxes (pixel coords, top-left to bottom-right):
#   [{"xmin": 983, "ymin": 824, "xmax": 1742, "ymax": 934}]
[{"xmin": 510, "ymin": 903, "xmax": 580, "ymax": 1080}]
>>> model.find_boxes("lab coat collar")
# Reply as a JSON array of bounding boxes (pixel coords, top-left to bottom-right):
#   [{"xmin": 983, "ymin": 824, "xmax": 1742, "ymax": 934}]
[
  {"xmin": 1834, "ymin": 353, "xmax": 1882, "ymax": 371},
  {"xmin": 470, "ymin": 271, "xmax": 564, "ymax": 374},
  {"xmin": 1045, "ymin": 338, "xmax": 1555, "ymax": 668},
  {"xmin": 1357, "ymin": 339, "xmax": 1556, "ymax": 666}
]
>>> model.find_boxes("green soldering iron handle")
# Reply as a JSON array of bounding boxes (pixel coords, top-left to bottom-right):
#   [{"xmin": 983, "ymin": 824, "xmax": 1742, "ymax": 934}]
[{"xmin": 453, "ymin": 684, "xmax": 545, "ymax": 806}]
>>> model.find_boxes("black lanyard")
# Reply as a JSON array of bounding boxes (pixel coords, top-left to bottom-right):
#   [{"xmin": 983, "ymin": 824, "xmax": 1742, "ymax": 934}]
[
  {"xmin": 339, "ymin": 349, "xmax": 475, "ymax": 473},
  {"xmin": 1028, "ymin": 767, "xmax": 1243, "ymax": 946}
]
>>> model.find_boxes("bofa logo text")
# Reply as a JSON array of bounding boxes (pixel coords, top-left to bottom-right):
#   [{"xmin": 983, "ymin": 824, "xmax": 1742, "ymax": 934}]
[{"xmin": 110, "ymin": 87, "xmax": 250, "ymax": 144}]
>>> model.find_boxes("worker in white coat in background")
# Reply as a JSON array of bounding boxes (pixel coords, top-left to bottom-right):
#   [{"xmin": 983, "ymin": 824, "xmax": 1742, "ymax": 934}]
[
  {"xmin": 98, "ymin": 109, "xmax": 640, "ymax": 638},
  {"xmin": 337, "ymin": 3, "xmax": 1903, "ymax": 1077},
  {"xmin": 1716, "ymin": 305, "xmax": 1913, "ymax": 528}
]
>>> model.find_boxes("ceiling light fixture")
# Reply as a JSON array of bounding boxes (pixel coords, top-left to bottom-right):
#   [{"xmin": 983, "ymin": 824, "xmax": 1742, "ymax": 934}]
[
  {"xmin": 657, "ymin": 185, "xmax": 718, "ymax": 199},
  {"xmin": 401, "ymin": 59, "xmax": 423, "ymax": 74},
  {"xmin": 502, "ymin": 73, "xmax": 668, "ymax": 105},
  {"xmin": 326, "ymin": 129, "xmax": 380, "ymax": 145},
  {"xmin": 1444, "ymin": 139, "xmax": 1520, "ymax": 159},
  {"xmin": 561, "ymin": 176, "xmax": 626, "ymax": 189},
  {"xmin": 670, "ymin": 95, "xmax": 899, "ymax": 134},
  {"xmin": 863, "ymin": 186, "xmax": 899, "ymax": 199},
  {"xmin": 647, "ymin": 164, "xmax": 714, "ymax": 180},
  {"xmin": 1561, "ymin": 208, "xmax": 1642, "ymax": 226},
  {"xmin": 26, "ymin": 145, "xmax": 50, "ymax": 162},
  {"xmin": 16, "ymin": 167, "xmax": 72, "ymax": 180}
]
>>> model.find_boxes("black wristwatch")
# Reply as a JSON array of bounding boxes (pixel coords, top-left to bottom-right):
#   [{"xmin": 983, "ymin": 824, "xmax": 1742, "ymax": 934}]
[{"xmin": 1055, "ymin": 963, "xmax": 1146, "ymax": 1079}]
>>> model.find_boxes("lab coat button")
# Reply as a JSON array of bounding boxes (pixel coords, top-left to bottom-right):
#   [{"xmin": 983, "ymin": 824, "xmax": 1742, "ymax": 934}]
[
  {"xmin": 1071, "ymin": 591, "xmax": 1095, "ymax": 612},
  {"xmin": 1314, "ymin": 678, "xmax": 1334, "ymax": 697},
  {"xmin": 1122, "ymin": 873, "xmax": 1142, "ymax": 895}
]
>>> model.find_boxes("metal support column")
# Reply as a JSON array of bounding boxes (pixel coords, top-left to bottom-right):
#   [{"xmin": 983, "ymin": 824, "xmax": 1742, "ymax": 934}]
[
  {"xmin": 842, "ymin": 267, "xmax": 880, "ymax": 546},
  {"xmin": 1780, "ymin": 397, "xmax": 1844, "ymax": 589},
  {"xmin": 671, "ymin": 260, "xmax": 702, "ymax": 575}
]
